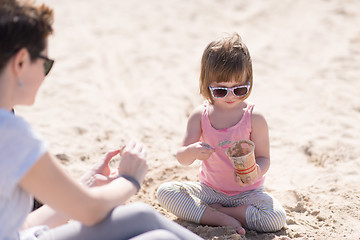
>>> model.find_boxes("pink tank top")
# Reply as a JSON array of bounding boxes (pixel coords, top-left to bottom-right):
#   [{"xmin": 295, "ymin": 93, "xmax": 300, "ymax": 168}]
[{"xmin": 198, "ymin": 101, "xmax": 265, "ymax": 196}]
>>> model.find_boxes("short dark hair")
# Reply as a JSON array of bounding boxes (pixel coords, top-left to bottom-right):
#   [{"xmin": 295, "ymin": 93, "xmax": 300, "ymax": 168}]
[
  {"xmin": 199, "ymin": 33, "xmax": 253, "ymax": 104},
  {"xmin": 0, "ymin": 0, "xmax": 54, "ymax": 72}
]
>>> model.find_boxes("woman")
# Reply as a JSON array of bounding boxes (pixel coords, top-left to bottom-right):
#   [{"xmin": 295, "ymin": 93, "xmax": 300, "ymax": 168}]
[{"xmin": 0, "ymin": 0, "xmax": 203, "ymax": 239}]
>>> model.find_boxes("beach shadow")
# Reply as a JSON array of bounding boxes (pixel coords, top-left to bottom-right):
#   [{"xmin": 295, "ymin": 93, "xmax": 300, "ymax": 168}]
[{"xmin": 174, "ymin": 219, "xmax": 290, "ymax": 240}]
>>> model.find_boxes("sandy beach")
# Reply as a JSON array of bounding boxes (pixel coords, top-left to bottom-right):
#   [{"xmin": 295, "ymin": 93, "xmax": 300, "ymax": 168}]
[{"xmin": 16, "ymin": 0, "xmax": 360, "ymax": 239}]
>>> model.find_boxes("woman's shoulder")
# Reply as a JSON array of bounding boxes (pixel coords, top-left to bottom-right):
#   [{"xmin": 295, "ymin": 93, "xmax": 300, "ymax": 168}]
[
  {"xmin": 0, "ymin": 109, "xmax": 46, "ymax": 146},
  {"xmin": 0, "ymin": 109, "xmax": 27, "ymax": 130}
]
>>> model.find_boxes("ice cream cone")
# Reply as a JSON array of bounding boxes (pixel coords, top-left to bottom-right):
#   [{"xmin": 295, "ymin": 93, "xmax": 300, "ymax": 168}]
[{"xmin": 225, "ymin": 140, "xmax": 257, "ymax": 184}]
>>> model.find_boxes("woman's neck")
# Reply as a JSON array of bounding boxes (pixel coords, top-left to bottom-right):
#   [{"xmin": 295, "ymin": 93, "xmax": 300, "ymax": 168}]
[{"xmin": 0, "ymin": 75, "xmax": 15, "ymax": 111}]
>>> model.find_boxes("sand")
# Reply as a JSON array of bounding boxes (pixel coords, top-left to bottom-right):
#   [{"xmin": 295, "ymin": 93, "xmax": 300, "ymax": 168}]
[{"xmin": 16, "ymin": 0, "xmax": 360, "ymax": 239}]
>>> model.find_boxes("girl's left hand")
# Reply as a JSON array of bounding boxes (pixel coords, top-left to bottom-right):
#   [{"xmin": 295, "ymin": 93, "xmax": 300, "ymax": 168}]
[
  {"xmin": 235, "ymin": 164, "xmax": 261, "ymax": 187},
  {"xmin": 80, "ymin": 149, "xmax": 122, "ymax": 187}
]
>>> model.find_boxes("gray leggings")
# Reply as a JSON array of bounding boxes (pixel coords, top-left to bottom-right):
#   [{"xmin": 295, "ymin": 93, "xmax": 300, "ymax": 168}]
[{"xmin": 37, "ymin": 202, "xmax": 203, "ymax": 240}]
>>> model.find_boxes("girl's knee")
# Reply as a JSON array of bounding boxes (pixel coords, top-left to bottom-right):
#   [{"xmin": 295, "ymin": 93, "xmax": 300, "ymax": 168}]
[
  {"xmin": 157, "ymin": 182, "xmax": 180, "ymax": 193},
  {"xmin": 156, "ymin": 182, "xmax": 181, "ymax": 202},
  {"xmin": 266, "ymin": 208, "xmax": 286, "ymax": 232},
  {"xmin": 247, "ymin": 206, "xmax": 287, "ymax": 232}
]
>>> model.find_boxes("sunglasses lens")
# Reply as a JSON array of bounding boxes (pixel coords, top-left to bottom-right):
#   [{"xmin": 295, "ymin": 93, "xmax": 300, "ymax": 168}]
[
  {"xmin": 212, "ymin": 89, "xmax": 228, "ymax": 98},
  {"xmin": 233, "ymin": 87, "xmax": 248, "ymax": 96},
  {"xmin": 44, "ymin": 59, "xmax": 54, "ymax": 76}
]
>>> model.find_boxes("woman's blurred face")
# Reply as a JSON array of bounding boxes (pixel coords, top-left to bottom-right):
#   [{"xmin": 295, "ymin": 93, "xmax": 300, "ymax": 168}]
[{"xmin": 18, "ymin": 46, "xmax": 49, "ymax": 105}]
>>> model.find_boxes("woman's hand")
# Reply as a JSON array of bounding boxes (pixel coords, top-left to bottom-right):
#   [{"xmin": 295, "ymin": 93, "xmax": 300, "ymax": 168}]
[
  {"xmin": 189, "ymin": 142, "xmax": 215, "ymax": 161},
  {"xmin": 118, "ymin": 141, "xmax": 148, "ymax": 185},
  {"xmin": 80, "ymin": 149, "xmax": 121, "ymax": 187}
]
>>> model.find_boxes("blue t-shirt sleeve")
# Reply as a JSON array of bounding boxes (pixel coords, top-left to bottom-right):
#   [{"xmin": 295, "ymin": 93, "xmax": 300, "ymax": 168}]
[{"xmin": 0, "ymin": 113, "xmax": 48, "ymax": 197}]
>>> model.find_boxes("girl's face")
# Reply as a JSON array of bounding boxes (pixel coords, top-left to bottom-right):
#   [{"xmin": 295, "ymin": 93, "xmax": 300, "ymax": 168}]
[{"xmin": 209, "ymin": 75, "xmax": 249, "ymax": 109}]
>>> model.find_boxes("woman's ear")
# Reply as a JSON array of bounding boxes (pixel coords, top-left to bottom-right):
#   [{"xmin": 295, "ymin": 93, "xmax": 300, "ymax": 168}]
[{"xmin": 11, "ymin": 48, "xmax": 29, "ymax": 76}]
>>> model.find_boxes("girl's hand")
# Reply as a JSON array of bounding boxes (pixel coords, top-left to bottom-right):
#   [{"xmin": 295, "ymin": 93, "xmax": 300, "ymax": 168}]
[
  {"xmin": 235, "ymin": 164, "xmax": 261, "ymax": 187},
  {"xmin": 118, "ymin": 140, "xmax": 148, "ymax": 185},
  {"xmin": 80, "ymin": 149, "xmax": 121, "ymax": 187},
  {"xmin": 190, "ymin": 142, "xmax": 215, "ymax": 161}
]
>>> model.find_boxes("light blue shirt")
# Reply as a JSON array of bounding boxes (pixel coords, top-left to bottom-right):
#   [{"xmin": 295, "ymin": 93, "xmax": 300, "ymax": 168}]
[{"xmin": 0, "ymin": 109, "xmax": 48, "ymax": 240}]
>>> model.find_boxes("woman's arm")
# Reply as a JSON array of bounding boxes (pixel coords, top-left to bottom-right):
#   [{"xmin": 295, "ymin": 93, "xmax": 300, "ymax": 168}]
[
  {"xmin": 19, "ymin": 141, "xmax": 147, "ymax": 227},
  {"xmin": 21, "ymin": 149, "xmax": 124, "ymax": 229}
]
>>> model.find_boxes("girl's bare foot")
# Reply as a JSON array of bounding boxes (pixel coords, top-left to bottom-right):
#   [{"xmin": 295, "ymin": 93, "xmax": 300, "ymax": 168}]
[
  {"xmin": 236, "ymin": 226, "xmax": 246, "ymax": 235},
  {"xmin": 201, "ymin": 205, "xmax": 246, "ymax": 235},
  {"xmin": 210, "ymin": 203, "xmax": 248, "ymax": 227}
]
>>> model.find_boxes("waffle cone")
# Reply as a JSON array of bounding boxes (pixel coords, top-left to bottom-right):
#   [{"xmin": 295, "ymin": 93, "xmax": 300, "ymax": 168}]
[{"xmin": 225, "ymin": 140, "xmax": 257, "ymax": 183}]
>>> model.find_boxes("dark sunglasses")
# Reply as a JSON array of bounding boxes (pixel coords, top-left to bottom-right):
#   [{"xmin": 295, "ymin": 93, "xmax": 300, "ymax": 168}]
[
  {"xmin": 35, "ymin": 54, "xmax": 54, "ymax": 76},
  {"xmin": 209, "ymin": 83, "xmax": 251, "ymax": 98}
]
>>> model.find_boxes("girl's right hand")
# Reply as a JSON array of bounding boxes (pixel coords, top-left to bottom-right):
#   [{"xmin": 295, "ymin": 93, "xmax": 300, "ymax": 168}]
[
  {"xmin": 190, "ymin": 142, "xmax": 215, "ymax": 161},
  {"xmin": 118, "ymin": 141, "xmax": 148, "ymax": 185}
]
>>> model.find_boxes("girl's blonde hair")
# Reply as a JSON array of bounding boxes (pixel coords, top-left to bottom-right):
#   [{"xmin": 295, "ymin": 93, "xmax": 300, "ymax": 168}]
[{"xmin": 199, "ymin": 33, "xmax": 253, "ymax": 104}]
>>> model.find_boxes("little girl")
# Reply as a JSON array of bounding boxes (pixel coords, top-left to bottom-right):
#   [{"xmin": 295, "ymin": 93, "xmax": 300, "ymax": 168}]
[{"xmin": 157, "ymin": 33, "xmax": 286, "ymax": 235}]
